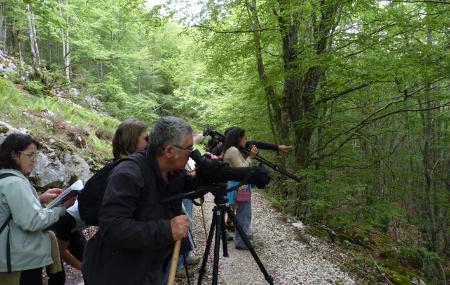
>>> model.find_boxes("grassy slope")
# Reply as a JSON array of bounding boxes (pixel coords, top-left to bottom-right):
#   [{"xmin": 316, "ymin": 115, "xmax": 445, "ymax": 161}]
[{"xmin": 0, "ymin": 78, "xmax": 119, "ymax": 166}]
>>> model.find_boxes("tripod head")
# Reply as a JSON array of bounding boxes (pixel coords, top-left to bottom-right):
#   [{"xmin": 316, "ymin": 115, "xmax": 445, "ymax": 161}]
[{"xmin": 203, "ymin": 127, "xmax": 225, "ymax": 142}]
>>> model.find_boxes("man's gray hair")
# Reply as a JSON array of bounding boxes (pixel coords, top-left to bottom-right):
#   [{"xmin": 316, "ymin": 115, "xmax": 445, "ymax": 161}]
[{"xmin": 149, "ymin": 116, "xmax": 192, "ymax": 154}]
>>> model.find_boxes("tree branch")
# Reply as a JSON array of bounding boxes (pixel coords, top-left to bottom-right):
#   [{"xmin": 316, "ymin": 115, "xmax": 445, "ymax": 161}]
[
  {"xmin": 311, "ymin": 100, "xmax": 450, "ymax": 163},
  {"xmin": 318, "ymin": 83, "xmax": 371, "ymax": 104},
  {"xmin": 310, "ymin": 77, "xmax": 448, "ymax": 161},
  {"xmin": 193, "ymin": 24, "xmax": 277, "ymax": 34}
]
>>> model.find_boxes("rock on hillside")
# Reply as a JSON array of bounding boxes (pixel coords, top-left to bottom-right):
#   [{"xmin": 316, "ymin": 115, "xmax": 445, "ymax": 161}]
[
  {"xmin": 0, "ymin": 121, "xmax": 92, "ymax": 188},
  {"xmin": 0, "ymin": 50, "xmax": 17, "ymax": 74}
]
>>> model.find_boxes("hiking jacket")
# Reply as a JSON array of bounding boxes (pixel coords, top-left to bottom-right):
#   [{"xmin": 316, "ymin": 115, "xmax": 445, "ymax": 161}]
[
  {"xmin": 0, "ymin": 169, "xmax": 65, "ymax": 272},
  {"xmin": 82, "ymin": 150, "xmax": 194, "ymax": 285}
]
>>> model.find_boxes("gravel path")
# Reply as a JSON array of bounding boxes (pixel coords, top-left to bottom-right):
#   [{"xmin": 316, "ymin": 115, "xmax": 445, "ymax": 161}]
[
  {"xmin": 48, "ymin": 192, "xmax": 356, "ymax": 285},
  {"xmin": 188, "ymin": 192, "xmax": 356, "ymax": 285}
]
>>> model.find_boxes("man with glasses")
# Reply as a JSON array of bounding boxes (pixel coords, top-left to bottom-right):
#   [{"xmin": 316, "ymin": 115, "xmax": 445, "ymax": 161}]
[{"xmin": 82, "ymin": 116, "xmax": 195, "ymax": 285}]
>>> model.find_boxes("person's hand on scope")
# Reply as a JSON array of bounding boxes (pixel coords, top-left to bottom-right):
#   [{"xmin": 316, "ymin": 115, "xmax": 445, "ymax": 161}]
[
  {"xmin": 248, "ymin": 145, "xmax": 258, "ymax": 158},
  {"xmin": 278, "ymin": 145, "xmax": 292, "ymax": 153},
  {"xmin": 170, "ymin": 215, "xmax": 189, "ymax": 241},
  {"xmin": 205, "ymin": 152, "xmax": 221, "ymax": 160}
]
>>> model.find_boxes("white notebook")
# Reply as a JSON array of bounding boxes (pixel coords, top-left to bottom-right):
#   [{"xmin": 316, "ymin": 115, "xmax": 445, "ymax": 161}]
[{"xmin": 46, "ymin": 180, "xmax": 83, "ymax": 209}]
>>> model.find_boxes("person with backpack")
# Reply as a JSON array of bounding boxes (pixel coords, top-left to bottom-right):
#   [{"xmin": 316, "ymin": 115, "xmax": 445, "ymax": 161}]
[
  {"xmin": 82, "ymin": 116, "xmax": 193, "ymax": 285},
  {"xmin": 0, "ymin": 133, "xmax": 75, "ymax": 285},
  {"xmin": 48, "ymin": 118, "xmax": 149, "ymax": 285}
]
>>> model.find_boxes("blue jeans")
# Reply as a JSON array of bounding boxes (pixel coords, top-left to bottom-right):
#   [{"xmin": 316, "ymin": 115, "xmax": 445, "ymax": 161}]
[
  {"xmin": 182, "ymin": 199, "xmax": 193, "ymax": 228},
  {"xmin": 177, "ymin": 199, "xmax": 194, "ymax": 270},
  {"xmin": 234, "ymin": 200, "xmax": 252, "ymax": 248}
]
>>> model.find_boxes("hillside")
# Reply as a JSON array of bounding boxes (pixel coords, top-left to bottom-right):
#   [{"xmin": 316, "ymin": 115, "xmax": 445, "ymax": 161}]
[{"xmin": 0, "ymin": 77, "xmax": 118, "ymax": 167}]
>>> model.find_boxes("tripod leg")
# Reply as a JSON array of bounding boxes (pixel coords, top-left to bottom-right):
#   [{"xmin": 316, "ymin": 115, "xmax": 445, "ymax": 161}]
[
  {"xmin": 212, "ymin": 210, "xmax": 222, "ymax": 285},
  {"xmin": 220, "ymin": 207, "xmax": 229, "ymax": 257},
  {"xmin": 225, "ymin": 207, "xmax": 275, "ymax": 285},
  {"xmin": 197, "ymin": 210, "xmax": 217, "ymax": 285}
]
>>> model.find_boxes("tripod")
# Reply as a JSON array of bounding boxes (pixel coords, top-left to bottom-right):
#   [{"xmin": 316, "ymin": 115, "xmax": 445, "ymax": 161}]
[{"xmin": 196, "ymin": 187, "xmax": 274, "ymax": 285}]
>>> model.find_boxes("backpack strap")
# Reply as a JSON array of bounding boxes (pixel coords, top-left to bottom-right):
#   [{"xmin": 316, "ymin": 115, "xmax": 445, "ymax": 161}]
[
  {"xmin": 125, "ymin": 155, "xmax": 151, "ymax": 192},
  {"xmin": 5, "ymin": 224, "xmax": 12, "ymax": 272},
  {"xmin": 0, "ymin": 173, "xmax": 16, "ymax": 233},
  {"xmin": 0, "ymin": 173, "xmax": 17, "ymax": 272},
  {"xmin": 0, "ymin": 214, "xmax": 12, "ymax": 234}
]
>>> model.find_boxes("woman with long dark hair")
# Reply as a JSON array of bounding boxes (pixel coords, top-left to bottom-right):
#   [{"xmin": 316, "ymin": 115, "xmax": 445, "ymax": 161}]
[
  {"xmin": 0, "ymin": 133, "xmax": 74, "ymax": 285},
  {"xmin": 222, "ymin": 127, "xmax": 257, "ymax": 250}
]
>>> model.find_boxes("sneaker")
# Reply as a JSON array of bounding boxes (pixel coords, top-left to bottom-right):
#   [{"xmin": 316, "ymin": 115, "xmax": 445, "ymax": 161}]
[
  {"xmin": 226, "ymin": 231, "xmax": 234, "ymax": 241},
  {"xmin": 185, "ymin": 255, "xmax": 200, "ymax": 266},
  {"xmin": 235, "ymin": 245, "xmax": 249, "ymax": 250},
  {"xmin": 235, "ymin": 240, "xmax": 255, "ymax": 250},
  {"xmin": 176, "ymin": 268, "xmax": 194, "ymax": 278}
]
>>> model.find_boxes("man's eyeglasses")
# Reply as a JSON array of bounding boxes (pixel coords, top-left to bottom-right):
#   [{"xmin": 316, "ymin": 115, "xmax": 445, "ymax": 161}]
[
  {"xmin": 172, "ymin": 145, "xmax": 194, "ymax": 154},
  {"xmin": 19, "ymin": 151, "xmax": 37, "ymax": 159}
]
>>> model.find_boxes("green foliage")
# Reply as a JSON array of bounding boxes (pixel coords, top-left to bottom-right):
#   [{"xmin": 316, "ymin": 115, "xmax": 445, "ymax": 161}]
[
  {"xmin": 23, "ymin": 80, "xmax": 45, "ymax": 96},
  {"xmin": 0, "ymin": 78, "xmax": 117, "ymax": 160}
]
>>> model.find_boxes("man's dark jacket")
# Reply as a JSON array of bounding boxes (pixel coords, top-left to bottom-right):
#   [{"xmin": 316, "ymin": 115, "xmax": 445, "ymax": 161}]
[{"xmin": 82, "ymin": 150, "xmax": 193, "ymax": 285}]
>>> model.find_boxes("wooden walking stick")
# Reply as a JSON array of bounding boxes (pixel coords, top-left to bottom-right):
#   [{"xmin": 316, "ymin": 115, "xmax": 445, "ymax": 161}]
[{"xmin": 167, "ymin": 240, "xmax": 181, "ymax": 285}]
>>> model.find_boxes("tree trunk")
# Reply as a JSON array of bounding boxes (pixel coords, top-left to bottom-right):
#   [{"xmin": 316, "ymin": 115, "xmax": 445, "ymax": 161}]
[
  {"xmin": 10, "ymin": 19, "xmax": 19, "ymax": 61},
  {"xmin": 0, "ymin": 3, "xmax": 6, "ymax": 54},
  {"xmin": 276, "ymin": 0, "xmax": 339, "ymax": 167},
  {"xmin": 26, "ymin": 3, "xmax": 41, "ymax": 77},
  {"xmin": 245, "ymin": 0, "xmax": 289, "ymax": 144},
  {"xmin": 59, "ymin": 0, "xmax": 71, "ymax": 83},
  {"xmin": 417, "ymin": 23, "xmax": 446, "ymax": 284}
]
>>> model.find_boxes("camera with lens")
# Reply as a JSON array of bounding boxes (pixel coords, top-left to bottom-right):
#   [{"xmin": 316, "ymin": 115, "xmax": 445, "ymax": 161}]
[{"xmin": 189, "ymin": 149, "xmax": 271, "ymax": 189}]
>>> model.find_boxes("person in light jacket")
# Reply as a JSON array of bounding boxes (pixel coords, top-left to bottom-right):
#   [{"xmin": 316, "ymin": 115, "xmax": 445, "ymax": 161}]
[
  {"xmin": 0, "ymin": 133, "xmax": 74, "ymax": 285},
  {"xmin": 222, "ymin": 127, "xmax": 258, "ymax": 250}
]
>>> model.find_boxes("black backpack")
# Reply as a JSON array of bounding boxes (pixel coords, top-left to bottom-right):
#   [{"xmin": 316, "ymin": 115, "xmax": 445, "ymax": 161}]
[{"xmin": 78, "ymin": 155, "xmax": 147, "ymax": 226}]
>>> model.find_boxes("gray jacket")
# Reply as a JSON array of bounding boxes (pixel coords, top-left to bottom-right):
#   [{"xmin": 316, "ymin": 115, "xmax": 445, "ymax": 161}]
[{"xmin": 0, "ymin": 169, "xmax": 65, "ymax": 272}]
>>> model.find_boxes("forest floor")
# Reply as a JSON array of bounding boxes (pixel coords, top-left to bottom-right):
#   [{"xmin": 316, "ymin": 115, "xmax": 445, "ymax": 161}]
[{"xmin": 51, "ymin": 192, "xmax": 364, "ymax": 285}]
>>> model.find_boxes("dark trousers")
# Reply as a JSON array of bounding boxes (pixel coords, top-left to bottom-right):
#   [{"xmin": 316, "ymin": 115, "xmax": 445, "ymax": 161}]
[
  {"xmin": 47, "ymin": 230, "xmax": 87, "ymax": 285},
  {"xmin": 20, "ymin": 267, "xmax": 42, "ymax": 285}
]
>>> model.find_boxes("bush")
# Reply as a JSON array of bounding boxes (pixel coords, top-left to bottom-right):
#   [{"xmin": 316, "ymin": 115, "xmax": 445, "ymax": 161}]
[{"xmin": 24, "ymin": 80, "xmax": 45, "ymax": 96}]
